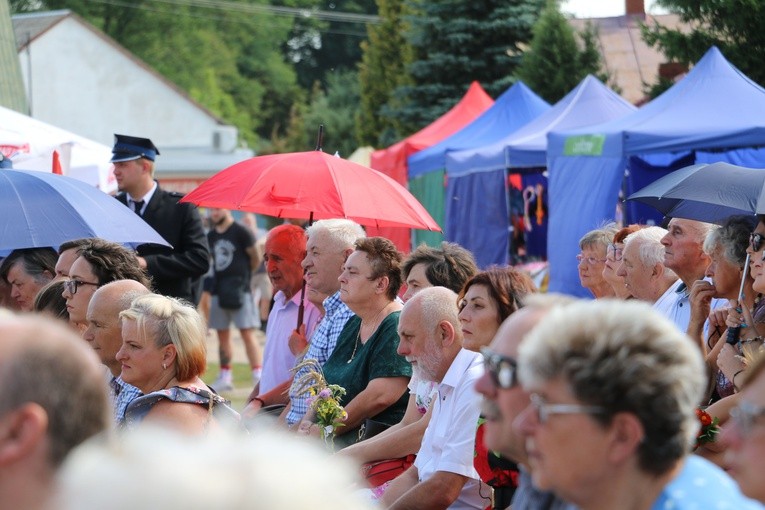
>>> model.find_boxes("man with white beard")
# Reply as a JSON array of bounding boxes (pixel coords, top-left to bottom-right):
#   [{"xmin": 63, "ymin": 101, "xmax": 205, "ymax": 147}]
[{"xmin": 382, "ymin": 287, "xmax": 486, "ymax": 510}]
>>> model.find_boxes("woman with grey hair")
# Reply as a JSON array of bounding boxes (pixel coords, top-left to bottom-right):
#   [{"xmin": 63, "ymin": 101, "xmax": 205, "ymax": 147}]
[
  {"xmin": 513, "ymin": 299, "xmax": 760, "ymax": 510},
  {"xmin": 577, "ymin": 224, "xmax": 618, "ymax": 298},
  {"xmin": 689, "ymin": 215, "xmax": 761, "ymax": 402}
]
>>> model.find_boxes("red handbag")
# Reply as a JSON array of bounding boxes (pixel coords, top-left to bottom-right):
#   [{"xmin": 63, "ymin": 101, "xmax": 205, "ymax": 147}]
[{"xmin": 361, "ymin": 454, "xmax": 416, "ymax": 487}]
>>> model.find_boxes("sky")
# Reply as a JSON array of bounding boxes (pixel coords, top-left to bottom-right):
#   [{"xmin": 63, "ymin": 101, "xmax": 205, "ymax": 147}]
[{"xmin": 561, "ymin": 0, "xmax": 668, "ymax": 18}]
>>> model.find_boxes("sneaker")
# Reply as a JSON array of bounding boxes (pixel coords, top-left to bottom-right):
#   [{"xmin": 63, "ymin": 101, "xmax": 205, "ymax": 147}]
[{"xmin": 210, "ymin": 375, "xmax": 233, "ymax": 393}]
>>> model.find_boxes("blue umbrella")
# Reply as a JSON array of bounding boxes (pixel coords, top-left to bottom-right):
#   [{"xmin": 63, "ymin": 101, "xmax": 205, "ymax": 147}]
[
  {"xmin": 627, "ymin": 161, "xmax": 765, "ymax": 224},
  {"xmin": 0, "ymin": 169, "xmax": 171, "ymax": 251}
]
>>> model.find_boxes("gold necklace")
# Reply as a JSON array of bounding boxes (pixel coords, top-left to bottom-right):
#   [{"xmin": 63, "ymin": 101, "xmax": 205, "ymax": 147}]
[{"xmin": 347, "ymin": 302, "xmax": 390, "ymax": 364}]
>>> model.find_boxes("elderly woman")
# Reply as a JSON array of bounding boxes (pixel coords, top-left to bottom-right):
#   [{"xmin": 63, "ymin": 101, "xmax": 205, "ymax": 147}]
[
  {"xmin": 514, "ymin": 299, "xmax": 759, "ymax": 509},
  {"xmin": 62, "ymin": 238, "xmax": 152, "ymax": 330},
  {"xmin": 341, "ymin": 267, "xmax": 536, "ymax": 498},
  {"xmin": 687, "ymin": 216, "xmax": 760, "ymax": 399},
  {"xmin": 299, "ymin": 237, "xmax": 411, "ymax": 447},
  {"xmin": 0, "ymin": 247, "xmax": 57, "ymax": 311},
  {"xmin": 118, "ymin": 293, "xmax": 239, "ymax": 433},
  {"xmin": 601, "ymin": 224, "xmax": 643, "ymax": 299},
  {"xmin": 720, "ymin": 352, "xmax": 765, "ymax": 504},
  {"xmin": 577, "ymin": 224, "xmax": 618, "ymax": 298}
]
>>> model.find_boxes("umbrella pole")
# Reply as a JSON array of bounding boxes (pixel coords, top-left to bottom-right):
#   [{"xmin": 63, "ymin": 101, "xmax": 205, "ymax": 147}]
[
  {"xmin": 296, "ymin": 211, "xmax": 314, "ymax": 329},
  {"xmin": 315, "ymin": 124, "xmax": 324, "ymax": 152},
  {"xmin": 727, "ymin": 253, "xmax": 751, "ymax": 345}
]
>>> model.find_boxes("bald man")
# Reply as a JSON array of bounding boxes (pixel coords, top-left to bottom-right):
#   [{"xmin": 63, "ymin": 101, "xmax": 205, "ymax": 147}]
[
  {"xmin": 83, "ymin": 280, "xmax": 151, "ymax": 424},
  {"xmin": 0, "ymin": 313, "xmax": 110, "ymax": 510}
]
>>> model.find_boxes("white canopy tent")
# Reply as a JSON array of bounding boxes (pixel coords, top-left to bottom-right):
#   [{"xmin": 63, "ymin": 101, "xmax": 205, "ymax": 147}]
[{"xmin": 0, "ymin": 105, "xmax": 115, "ymax": 192}]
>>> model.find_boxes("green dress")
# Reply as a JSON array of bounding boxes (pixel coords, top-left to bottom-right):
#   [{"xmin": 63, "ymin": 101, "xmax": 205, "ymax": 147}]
[{"xmin": 323, "ymin": 311, "xmax": 412, "ymax": 445}]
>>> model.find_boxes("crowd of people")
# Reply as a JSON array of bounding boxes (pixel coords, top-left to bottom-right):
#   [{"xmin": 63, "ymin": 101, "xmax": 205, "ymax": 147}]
[{"xmin": 1, "ymin": 134, "xmax": 765, "ymax": 510}]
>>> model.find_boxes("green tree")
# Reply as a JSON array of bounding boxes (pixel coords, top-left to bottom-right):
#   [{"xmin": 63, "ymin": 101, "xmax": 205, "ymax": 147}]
[
  {"xmin": 516, "ymin": 2, "xmax": 611, "ymax": 103},
  {"xmin": 387, "ymin": 0, "xmax": 545, "ymax": 132},
  {"xmin": 356, "ymin": 0, "xmax": 412, "ymax": 146},
  {"xmin": 303, "ymin": 70, "xmax": 361, "ymax": 157},
  {"xmin": 642, "ymin": 0, "xmax": 765, "ymax": 92}
]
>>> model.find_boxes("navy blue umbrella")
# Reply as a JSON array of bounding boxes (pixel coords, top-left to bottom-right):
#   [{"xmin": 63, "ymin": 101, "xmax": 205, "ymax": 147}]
[
  {"xmin": 0, "ymin": 169, "xmax": 171, "ymax": 251},
  {"xmin": 627, "ymin": 161, "xmax": 765, "ymax": 224}
]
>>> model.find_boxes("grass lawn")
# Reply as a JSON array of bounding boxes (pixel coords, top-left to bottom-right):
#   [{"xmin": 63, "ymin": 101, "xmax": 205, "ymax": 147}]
[{"xmin": 203, "ymin": 362, "xmax": 253, "ymax": 411}]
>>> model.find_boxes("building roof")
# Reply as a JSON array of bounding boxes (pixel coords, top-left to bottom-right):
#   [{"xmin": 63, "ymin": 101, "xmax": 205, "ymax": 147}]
[
  {"xmin": 12, "ymin": 9, "xmax": 69, "ymax": 50},
  {"xmin": 569, "ymin": 13, "xmax": 688, "ymax": 104}
]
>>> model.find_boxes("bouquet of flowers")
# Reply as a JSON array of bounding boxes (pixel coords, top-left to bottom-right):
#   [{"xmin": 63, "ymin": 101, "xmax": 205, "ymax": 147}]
[
  {"xmin": 292, "ymin": 359, "xmax": 347, "ymax": 448},
  {"xmin": 694, "ymin": 407, "xmax": 720, "ymax": 449}
]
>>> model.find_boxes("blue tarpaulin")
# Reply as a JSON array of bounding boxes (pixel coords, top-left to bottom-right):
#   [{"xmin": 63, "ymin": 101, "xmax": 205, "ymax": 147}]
[{"xmin": 547, "ymin": 47, "xmax": 765, "ymax": 297}]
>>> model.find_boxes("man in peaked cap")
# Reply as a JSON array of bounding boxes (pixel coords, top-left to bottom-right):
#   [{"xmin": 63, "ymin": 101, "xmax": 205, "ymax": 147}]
[{"xmin": 112, "ymin": 134, "xmax": 209, "ymax": 303}]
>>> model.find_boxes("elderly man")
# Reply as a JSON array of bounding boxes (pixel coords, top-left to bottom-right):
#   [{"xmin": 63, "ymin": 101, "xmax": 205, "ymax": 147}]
[
  {"xmin": 0, "ymin": 312, "xmax": 111, "ymax": 510},
  {"xmin": 513, "ymin": 299, "xmax": 760, "ymax": 509},
  {"xmin": 0, "ymin": 248, "xmax": 57, "ymax": 311},
  {"xmin": 658, "ymin": 218, "xmax": 718, "ymax": 332},
  {"xmin": 250, "ymin": 224, "xmax": 321, "ymax": 399},
  {"xmin": 475, "ymin": 294, "xmax": 576, "ymax": 510},
  {"xmin": 616, "ymin": 226, "xmax": 678, "ymax": 304},
  {"xmin": 112, "ymin": 134, "xmax": 209, "ymax": 303},
  {"xmin": 382, "ymin": 287, "xmax": 484, "ymax": 510},
  {"xmin": 83, "ymin": 280, "xmax": 151, "ymax": 425},
  {"xmin": 401, "ymin": 242, "xmax": 478, "ymax": 301},
  {"xmin": 244, "ymin": 219, "xmax": 364, "ymax": 419}
]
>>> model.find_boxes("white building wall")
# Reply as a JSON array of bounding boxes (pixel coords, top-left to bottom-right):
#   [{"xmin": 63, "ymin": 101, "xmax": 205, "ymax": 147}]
[{"xmin": 17, "ymin": 17, "xmax": 221, "ymax": 150}]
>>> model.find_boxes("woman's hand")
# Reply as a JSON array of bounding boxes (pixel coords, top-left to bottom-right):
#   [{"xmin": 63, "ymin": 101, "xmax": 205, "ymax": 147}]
[
  {"xmin": 717, "ymin": 343, "xmax": 745, "ymax": 383},
  {"xmin": 689, "ymin": 280, "xmax": 716, "ymax": 326}
]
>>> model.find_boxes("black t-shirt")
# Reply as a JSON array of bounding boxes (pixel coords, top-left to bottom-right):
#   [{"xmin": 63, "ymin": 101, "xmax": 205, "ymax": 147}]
[{"xmin": 207, "ymin": 222, "xmax": 256, "ymax": 286}]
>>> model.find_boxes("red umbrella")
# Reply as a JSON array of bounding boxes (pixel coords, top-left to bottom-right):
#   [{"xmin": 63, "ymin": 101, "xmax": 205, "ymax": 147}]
[{"xmin": 180, "ymin": 151, "xmax": 441, "ymax": 231}]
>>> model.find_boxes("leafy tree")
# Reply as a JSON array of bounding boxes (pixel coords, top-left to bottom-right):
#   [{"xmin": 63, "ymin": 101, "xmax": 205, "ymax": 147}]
[
  {"xmin": 515, "ymin": 2, "xmax": 611, "ymax": 103},
  {"xmin": 303, "ymin": 70, "xmax": 361, "ymax": 156},
  {"xmin": 387, "ymin": 0, "xmax": 546, "ymax": 133},
  {"xmin": 356, "ymin": 0, "xmax": 412, "ymax": 146},
  {"xmin": 642, "ymin": 0, "xmax": 765, "ymax": 92}
]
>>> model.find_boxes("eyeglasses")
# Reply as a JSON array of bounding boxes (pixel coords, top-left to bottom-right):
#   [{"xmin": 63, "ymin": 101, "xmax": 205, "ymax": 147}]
[
  {"xmin": 64, "ymin": 279, "xmax": 99, "ymax": 295},
  {"xmin": 607, "ymin": 244, "xmax": 623, "ymax": 261},
  {"xmin": 750, "ymin": 232, "xmax": 764, "ymax": 252},
  {"xmin": 480, "ymin": 347, "xmax": 518, "ymax": 389},
  {"xmin": 528, "ymin": 393, "xmax": 606, "ymax": 424},
  {"xmin": 576, "ymin": 254, "xmax": 607, "ymax": 265},
  {"xmin": 729, "ymin": 401, "xmax": 765, "ymax": 437}
]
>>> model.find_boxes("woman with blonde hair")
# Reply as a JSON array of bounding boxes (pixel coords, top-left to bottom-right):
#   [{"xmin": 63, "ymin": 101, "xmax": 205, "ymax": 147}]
[{"xmin": 118, "ymin": 293, "xmax": 238, "ymax": 433}]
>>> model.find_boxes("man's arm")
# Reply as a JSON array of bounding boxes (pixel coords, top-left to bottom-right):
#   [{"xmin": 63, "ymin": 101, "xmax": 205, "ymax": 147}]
[
  {"xmin": 385, "ymin": 470, "xmax": 468, "ymax": 510},
  {"xmin": 245, "ymin": 245, "xmax": 260, "ymax": 271},
  {"xmin": 144, "ymin": 201, "xmax": 210, "ymax": 279},
  {"xmin": 339, "ymin": 396, "xmax": 433, "ymax": 462}
]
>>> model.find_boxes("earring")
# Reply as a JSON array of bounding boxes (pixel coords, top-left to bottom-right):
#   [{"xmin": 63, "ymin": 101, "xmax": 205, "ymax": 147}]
[{"xmin": 162, "ymin": 363, "xmax": 167, "ymax": 370}]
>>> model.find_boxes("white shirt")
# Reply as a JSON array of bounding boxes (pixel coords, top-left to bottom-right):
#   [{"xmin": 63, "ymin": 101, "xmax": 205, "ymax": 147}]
[
  {"xmin": 259, "ymin": 290, "xmax": 320, "ymax": 394},
  {"xmin": 654, "ymin": 279, "xmax": 726, "ymax": 335},
  {"xmin": 128, "ymin": 181, "xmax": 158, "ymax": 215},
  {"xmin": 414, "ymin": 348, "xmax": 486, "ymax": 509}
]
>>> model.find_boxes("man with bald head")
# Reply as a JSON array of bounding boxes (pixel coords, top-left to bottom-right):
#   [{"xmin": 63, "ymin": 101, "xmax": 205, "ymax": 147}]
[
  {"xmin": 83, "ymin": 279, "xmax": 151, "ymax": 424},
  {"xmin": 0, "ymin": 312, "xmax": 110, "ymax": 510},
  {"xmin": 383, "ymin": 286, "xmax": 484, "ymax": 509}
]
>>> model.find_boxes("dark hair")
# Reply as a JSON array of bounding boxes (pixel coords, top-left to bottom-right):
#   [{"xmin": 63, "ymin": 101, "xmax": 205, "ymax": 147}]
[
  {"xmin": 0, "ymin": 247, "xmax": 57, "ymax": 284},
  {"xmin": 58, "ymin": 238, "xmax": 95, "ymax": 256},
  {"xmin": 458, "ymin": 266, "xmax": 537, "ymax": 322},
  {"xmin": 402, "ymin": 242, "xmax": 478, "ymax": 294},
  {"xmin": 354, "ymin": 237, "xmax": 403, "ymax": 300},
  {"xmin": 76, "ymin": 238, "xmax": 152, "ymax": 288},
  {"xmin": 34, "ymin": 280, "xmax": 70, "ymax": 322}
]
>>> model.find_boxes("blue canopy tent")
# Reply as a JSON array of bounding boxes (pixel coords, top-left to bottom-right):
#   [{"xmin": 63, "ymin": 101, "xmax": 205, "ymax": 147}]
[
  {"xmin": 405, "ymin": 82, "xmax": 550, "ymax": 267},
  {"xmin": 444, "ymin": 76, "xmax": 635, "ymax": 267},
  {"xmin": 546, "ymin": 47, "xmax": 765, "ymax": 297}
]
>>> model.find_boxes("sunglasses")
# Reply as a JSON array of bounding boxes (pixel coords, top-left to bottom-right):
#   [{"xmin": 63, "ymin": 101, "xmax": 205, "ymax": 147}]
[
  {"xmin": 64, "ymin": 279, "xmax": 99, "ymax": 295},
  {"xmin": 750, "ymin": 232, "xmax": 764, "ymax": 252},
  {"xmin": 481, "ymin": 347, "xmax": 518, "ymax": 389}
]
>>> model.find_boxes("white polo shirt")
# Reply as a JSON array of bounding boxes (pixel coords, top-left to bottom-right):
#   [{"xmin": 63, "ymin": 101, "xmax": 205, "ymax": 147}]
[{"xmin": 414, "ymin": 348, "xmax": 486, "ymax": 509}]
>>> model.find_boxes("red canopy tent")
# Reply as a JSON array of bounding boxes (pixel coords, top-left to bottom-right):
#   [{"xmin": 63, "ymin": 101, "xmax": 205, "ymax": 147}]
[{"xmin": 369, "ymin": 81, "xmax": 494, "ymax": 253}]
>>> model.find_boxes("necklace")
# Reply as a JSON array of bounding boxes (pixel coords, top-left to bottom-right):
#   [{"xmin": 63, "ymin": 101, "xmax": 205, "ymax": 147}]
[{"xmin": 347, "ymin": 302, "xmax": 391, "ymax": 364}]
